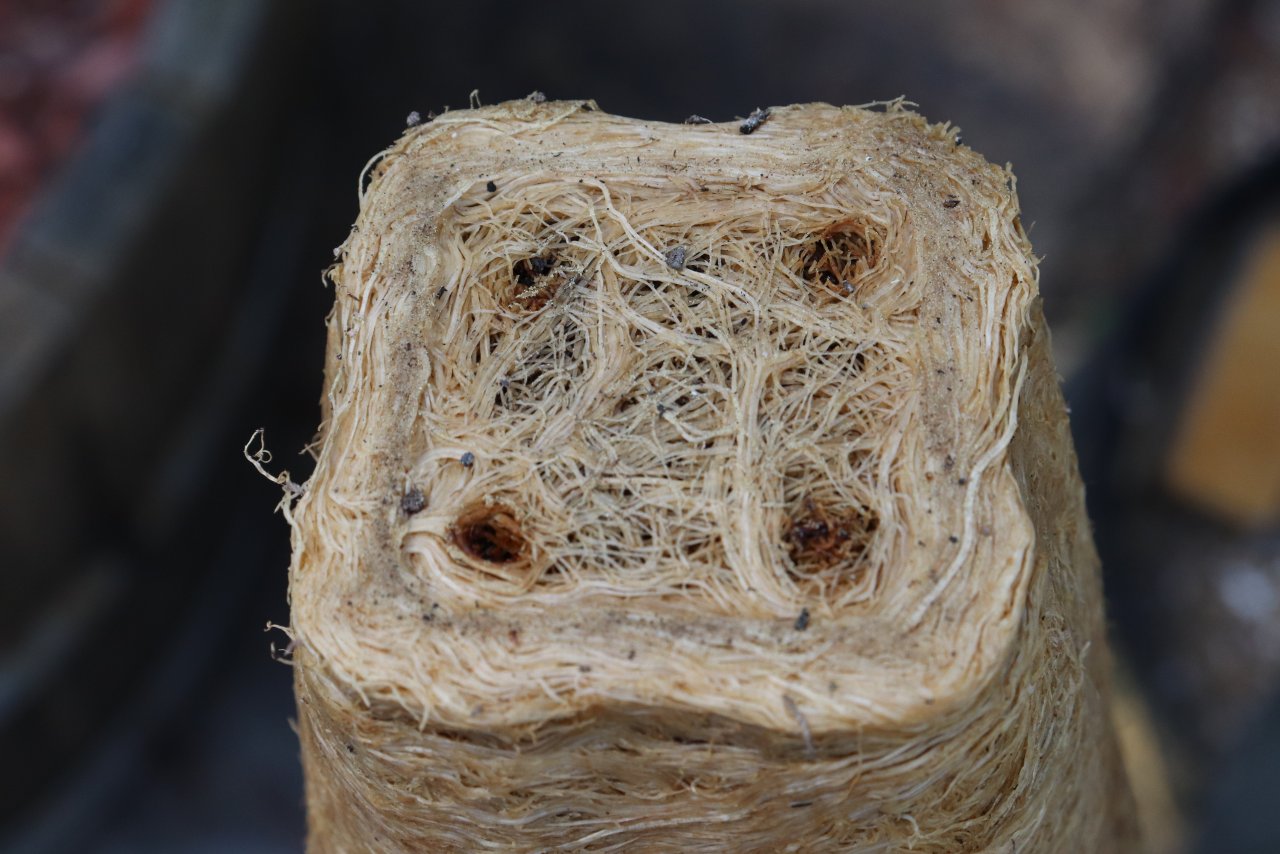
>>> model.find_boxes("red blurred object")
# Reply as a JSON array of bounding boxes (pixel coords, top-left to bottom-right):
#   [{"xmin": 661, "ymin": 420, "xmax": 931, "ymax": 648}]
[{"xmin": 0, "ymin": 0, "xmax": 154, "ymax": 248}]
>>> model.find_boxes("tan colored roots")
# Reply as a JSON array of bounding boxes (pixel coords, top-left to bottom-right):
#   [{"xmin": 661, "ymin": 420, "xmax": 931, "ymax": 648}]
[
  {"xmin": 288, "ymin": 99, "xmax": 1138, "ymax": 852},
  {"xmin": 413, "ymin": 173, "xmax": 910, "ymax": 614}
]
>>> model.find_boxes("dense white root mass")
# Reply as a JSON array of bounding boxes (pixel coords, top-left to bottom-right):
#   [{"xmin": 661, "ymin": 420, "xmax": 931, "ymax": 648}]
[{"xmin": 288, "ymin": 98, "xmax": 1138, "ymax": 852}]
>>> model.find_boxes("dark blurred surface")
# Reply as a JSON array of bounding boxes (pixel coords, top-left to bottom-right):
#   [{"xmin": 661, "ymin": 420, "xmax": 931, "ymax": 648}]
[{"xmin": 1, "ymin": 0, "xmax": 1278, "ymax": 851}]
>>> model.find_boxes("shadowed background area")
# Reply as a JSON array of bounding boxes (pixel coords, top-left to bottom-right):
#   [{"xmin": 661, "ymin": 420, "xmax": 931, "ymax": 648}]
[{"xmin": 1, "ymin": 1, "xmax": 1277, "ymax": 851}]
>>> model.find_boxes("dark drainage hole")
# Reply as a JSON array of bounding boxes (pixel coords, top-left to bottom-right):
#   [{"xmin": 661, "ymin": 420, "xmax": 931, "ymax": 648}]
[
  {"xmin": 451, "ymin": 504, "xmax": 527, "ymax": 565},
  {"xmin": 786, "ymin": 221, "xmax": 883, "ymax": 301},
  {"xmin": 510, "ymin": 254, "xmax": 561, "ymax": 312},
  {"xmin": 784, "ymin": 498, "xmax": 879, "ymax": 576}
]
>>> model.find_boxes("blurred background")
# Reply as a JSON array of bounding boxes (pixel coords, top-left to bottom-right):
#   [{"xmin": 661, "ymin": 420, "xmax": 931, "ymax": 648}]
[{"xmin": 1, "ymin": 0, "xmax": 1277, "ymax": 851}]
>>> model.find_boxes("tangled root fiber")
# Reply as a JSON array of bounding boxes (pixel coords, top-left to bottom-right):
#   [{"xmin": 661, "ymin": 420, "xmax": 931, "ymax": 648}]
[{"xmin": 287, "ymin": 98, "xmax": 1138, "ymax": 852}]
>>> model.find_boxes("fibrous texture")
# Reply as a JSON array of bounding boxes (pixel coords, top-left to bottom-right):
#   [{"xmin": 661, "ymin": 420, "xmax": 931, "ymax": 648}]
[{"xmin": 288, "ymin": 98, "xmax": 1138, "ymax": 852}]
